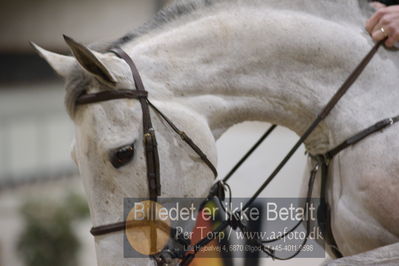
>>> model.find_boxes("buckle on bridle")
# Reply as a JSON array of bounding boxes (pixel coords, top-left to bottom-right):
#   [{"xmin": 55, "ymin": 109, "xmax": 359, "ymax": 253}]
[
  {"xmin": 206, "ymin": 181, "xmax": 226, "ymax": 201},
  {"xmin": 144, "ymin": 129, "xmax": 157, "ymax": 146}
]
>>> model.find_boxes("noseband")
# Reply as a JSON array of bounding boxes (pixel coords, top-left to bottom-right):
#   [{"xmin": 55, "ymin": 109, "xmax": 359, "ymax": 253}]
[{"xmin": 76, "ymin": 40, "xmax": 395, "ymax": 265}]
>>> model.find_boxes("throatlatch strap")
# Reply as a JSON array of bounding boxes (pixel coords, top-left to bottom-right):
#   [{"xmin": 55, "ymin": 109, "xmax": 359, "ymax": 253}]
[{"xmin": 147, "ymin": 100, "xmax": 218, "ymax": 178}]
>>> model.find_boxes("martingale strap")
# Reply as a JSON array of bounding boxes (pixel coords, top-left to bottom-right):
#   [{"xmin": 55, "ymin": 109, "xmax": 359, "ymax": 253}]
[
  {"xmin": 324, "ymin": 115, "xmax": 399, "ymax": 160},
  {"xmin": 314, "ymin": 155, "xmax": 343, "ymax": 258},
  {"xmin": 314, "ymin": 113, "xmax": 399, "ymax": 257},
  {"xmin": 180, "ymin": 39, "xmax": 386, "ymax": 264}
]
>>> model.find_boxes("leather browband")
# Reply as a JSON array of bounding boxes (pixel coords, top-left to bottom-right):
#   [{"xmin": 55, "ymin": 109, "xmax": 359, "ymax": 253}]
[{"xmin": 76, "ymin": 89, "xmax": 148, "ymax": 105}]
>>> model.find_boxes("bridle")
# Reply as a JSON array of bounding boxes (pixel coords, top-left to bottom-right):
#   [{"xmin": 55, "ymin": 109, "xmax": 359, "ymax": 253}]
[
  {"xmin": 75, "ymin": 39, "xmax": 397, "ymax": 265},
  {"xmin": 77, "ymin": 48, "xmax": 218, "ymax": 202},
  {"xmin": 77, "ymin": 47, "xmax": 218, "ymax": 235},
  {"xmin": 76, "ymin": 47, "xmax": 219, "ymax": 264}
]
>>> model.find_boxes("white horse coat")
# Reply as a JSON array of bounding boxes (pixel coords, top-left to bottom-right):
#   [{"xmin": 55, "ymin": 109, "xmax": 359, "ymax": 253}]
[{"xmin": 32, "ymin": 0, "xmax": 399, "ymax": 265}]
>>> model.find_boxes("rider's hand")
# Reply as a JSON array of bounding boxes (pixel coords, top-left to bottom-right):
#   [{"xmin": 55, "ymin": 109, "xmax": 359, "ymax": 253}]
[{"xmin": 366, "ymin": 5, "xmax": 399, "ymax": 47}]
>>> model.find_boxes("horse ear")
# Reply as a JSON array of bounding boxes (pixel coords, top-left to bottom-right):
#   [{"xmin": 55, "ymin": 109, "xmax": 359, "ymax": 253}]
[
  {"xmin": 63, "ymin": 35, "xmax": 116, "ymax": 86},
  {"xmin": 30, "ymin": 42, "xmax": 75, "ymax": 78}
]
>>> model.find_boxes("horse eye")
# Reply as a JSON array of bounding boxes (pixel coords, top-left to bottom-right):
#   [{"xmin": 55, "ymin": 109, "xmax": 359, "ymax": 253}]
[{"xmin": 111, "ymin": 143, "xmax": 135, "ymax": 169}]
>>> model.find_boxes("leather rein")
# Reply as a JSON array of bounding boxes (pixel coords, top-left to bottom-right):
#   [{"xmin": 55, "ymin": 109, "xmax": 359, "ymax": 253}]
[{"xmin": 75, "ymin": 39, "xmax": 395, "ymax": 265}]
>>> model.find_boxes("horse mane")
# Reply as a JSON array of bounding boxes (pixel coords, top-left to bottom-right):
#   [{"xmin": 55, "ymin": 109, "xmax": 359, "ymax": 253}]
[
  {"xmin": 90, "ymin": 0, "xmax": 371, "ymax": 52},
  {"xmin": 67, "ymin": 0, "xmax": 397, "ymax": 118},
  {"xmin": 109, "ymin": 0, "xmax": 218, "ymax": 49}
]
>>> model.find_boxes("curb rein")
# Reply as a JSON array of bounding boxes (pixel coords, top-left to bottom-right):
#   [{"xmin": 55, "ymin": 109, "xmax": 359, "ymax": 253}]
[{"xmin": 75, "ymin": 39, "xmax": 396, "ymax": 265}]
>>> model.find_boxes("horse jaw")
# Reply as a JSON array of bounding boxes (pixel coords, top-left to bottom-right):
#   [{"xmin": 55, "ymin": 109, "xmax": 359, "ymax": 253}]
[{"xmin": 72, "ymin": 96, "xmax": 216, "ymax": 265}]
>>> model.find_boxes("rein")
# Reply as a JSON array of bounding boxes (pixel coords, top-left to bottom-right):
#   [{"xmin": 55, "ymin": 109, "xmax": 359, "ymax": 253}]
[
  {"xmin": 179, "ymin": 39, "xmax": 390, "ymax": 265},
  {"xmin": 75, "ymin": 39, "xmax": 394, "ymax": 265}
]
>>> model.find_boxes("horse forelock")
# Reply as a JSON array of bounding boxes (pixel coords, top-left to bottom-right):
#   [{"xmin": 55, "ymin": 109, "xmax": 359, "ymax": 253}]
[{"xmin": 64, "ymin": 66, "xmax": 93, "ymax": 118}]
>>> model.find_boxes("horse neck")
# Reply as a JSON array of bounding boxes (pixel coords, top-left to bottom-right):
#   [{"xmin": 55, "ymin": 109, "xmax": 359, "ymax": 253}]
[{"xmin": 121, "ymin": 5, "xmax": 399, "ymax": 155}]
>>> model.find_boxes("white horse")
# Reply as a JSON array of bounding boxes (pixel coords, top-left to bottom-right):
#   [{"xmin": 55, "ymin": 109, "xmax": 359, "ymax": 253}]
[{"xmin": 32, "ymin": 0, "xmax": 399, "ymax": 265}]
